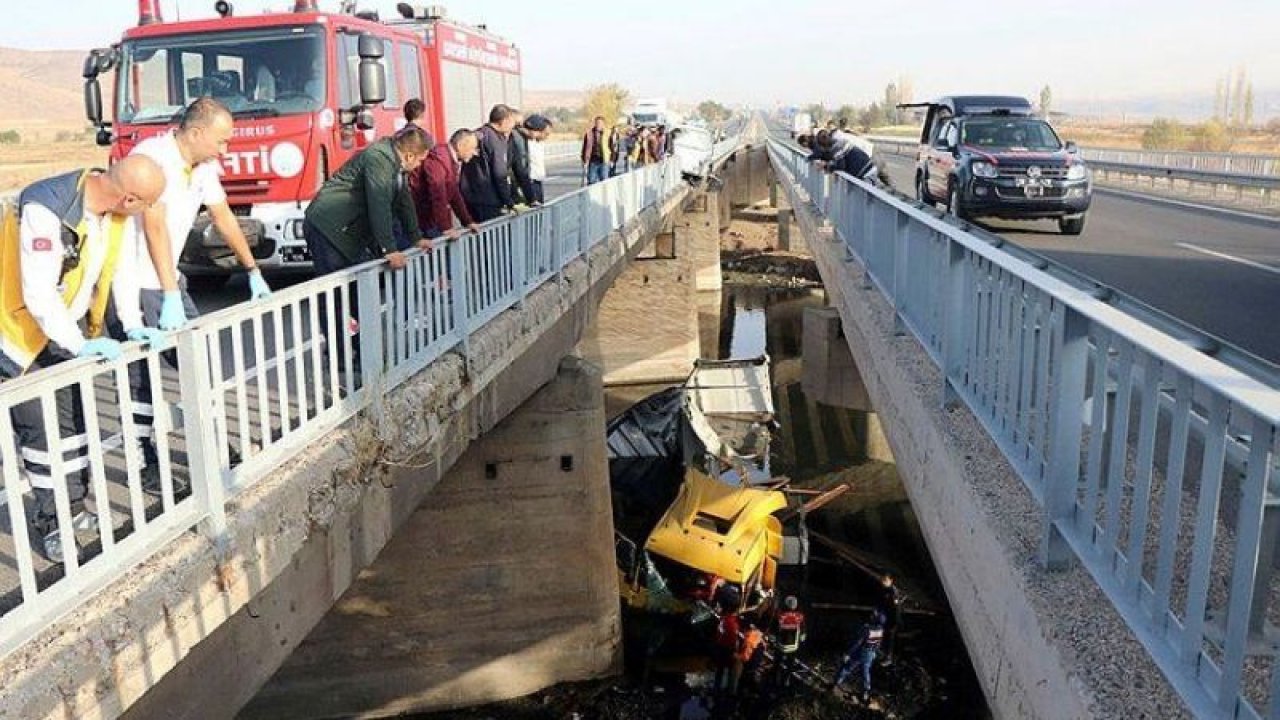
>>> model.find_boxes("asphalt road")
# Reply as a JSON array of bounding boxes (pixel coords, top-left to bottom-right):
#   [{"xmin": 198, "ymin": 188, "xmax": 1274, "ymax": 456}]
[{"xmin": 878, "ymin": 153, "xmax": 1280, "ymax": 366}]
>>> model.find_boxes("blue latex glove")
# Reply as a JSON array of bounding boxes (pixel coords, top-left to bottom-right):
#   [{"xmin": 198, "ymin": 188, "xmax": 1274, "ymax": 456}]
[
  {"xmin": 126, "ymin": 327, "xmax": 167, "ymax": 348},
  {"xmin": 77, "ymin": 338, "xmax": 123, "ymax": 361},
  {"xmin": 247, "ymin": 268, "xmax": 272, "ymax": 299},
  {"xmin": 158, "ymin": 290, "xmax": 187, "ymax": 331}
]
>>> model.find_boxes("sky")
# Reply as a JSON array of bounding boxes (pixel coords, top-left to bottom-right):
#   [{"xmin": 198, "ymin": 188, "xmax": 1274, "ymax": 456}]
[{"xmin": 5, "ymin": 0, "xmax": 1279, "ymax": 115}]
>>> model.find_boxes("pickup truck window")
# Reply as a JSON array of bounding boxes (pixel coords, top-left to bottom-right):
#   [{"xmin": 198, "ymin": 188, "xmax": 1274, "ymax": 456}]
[{"xmin": 961, "ymin": 118, "xmax": 1062, "ymax": 151}]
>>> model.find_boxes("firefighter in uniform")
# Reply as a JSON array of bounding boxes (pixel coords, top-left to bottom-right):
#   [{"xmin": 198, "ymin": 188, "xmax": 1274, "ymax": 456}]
[
  {"xmin": 771, "ymin": 595, "xmax": 807, "ymax": 688},
  {"xmin": 120, "ymin": 97, "xmax": 272, "ymax": 495},
  {"xmin": 0, "ymin": 156, "xmax": 166, "ymax": 563}
]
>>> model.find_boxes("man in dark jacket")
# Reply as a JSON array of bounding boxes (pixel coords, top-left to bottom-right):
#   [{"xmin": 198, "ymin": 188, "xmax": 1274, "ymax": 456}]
[
  {"xmin": 508, "ymin": 111, "xmax": 538, "ymax": 206},
  {"xmin": 461, "ymin": 104, "xmax": 518, "ymax": 221},
  {"xmin": 412, "ymin": 129, "xmax": 481, "ymax": 237},
  {"xmin": 303, "ymin": 126, "xmax": 434, "ymax": 273},
  {"xmin": 581, "ymin": 116, "xmax": 611, "ymax": 184}
]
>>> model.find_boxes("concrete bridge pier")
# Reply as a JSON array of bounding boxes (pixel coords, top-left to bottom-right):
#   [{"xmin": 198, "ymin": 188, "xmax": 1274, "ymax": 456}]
[
  {"xmin": 237, "ymin": 356, "xmax": 619, "ymax": 719},
  {"xmin": 801, "ymin": 306, "xmax": 893, "ymax": 463}
]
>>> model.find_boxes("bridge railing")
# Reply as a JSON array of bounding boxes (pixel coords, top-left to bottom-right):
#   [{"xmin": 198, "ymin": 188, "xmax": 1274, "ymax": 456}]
[
  {"xmin": 0, "ymin": 141, "xmax": 718, "ymax": 659},
  {"xmin": 769, "ymin": 137, "xmax": 1280, "ymax": 719}
]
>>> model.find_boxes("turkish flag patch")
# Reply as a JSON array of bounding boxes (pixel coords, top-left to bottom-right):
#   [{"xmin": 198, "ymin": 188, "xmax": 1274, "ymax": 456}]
[{"xmin": 31, "ymin": 237, "xmax": 53, "ymax": 252}]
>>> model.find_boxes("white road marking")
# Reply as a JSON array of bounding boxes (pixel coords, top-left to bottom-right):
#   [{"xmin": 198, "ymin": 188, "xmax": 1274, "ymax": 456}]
[
  {"xmin": 1174, "ymin": 242, "xmax": 1280, "ymax": 277},
  {"xmin": 1095, "ymin": 186, "xmax": 1280, "ymax": 225}
]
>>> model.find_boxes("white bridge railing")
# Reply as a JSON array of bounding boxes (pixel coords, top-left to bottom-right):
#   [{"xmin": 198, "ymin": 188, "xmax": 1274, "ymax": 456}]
[
  {"xmin": 0, "ymin": 147, "xmax": 718, "ymax": 660},
  {"xmin": 770, "ymin": 137, "xmax": 1280, "ymax": 719}
]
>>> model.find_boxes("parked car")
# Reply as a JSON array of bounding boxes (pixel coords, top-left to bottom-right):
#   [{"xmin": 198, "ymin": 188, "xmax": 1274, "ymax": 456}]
[{"xmin": 902, "ymin": 95, "xmax": 1091, "ymax": 234}]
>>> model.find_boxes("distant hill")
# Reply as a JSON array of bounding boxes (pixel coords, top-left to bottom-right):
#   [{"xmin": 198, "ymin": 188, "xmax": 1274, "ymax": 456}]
[
  {"xmin": 1058, "ymin": 88, "xmax": 1280, "ymax": 122},
  {"xmin": 523, "ymin": 89, "xmax": 586, "ymax": 112},
  {"xmin": 0, "ymin": 47, "xmax": 88, "ymax": 132}
]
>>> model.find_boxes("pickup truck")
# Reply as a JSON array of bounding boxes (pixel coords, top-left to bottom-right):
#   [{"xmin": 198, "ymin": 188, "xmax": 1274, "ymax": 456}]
[{"xmin": 904, "ymin": 95, "xmax": 1092, "ymax": 235}]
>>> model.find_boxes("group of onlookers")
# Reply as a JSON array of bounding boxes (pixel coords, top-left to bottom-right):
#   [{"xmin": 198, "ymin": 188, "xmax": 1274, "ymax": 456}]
[{"xmin": 581, "ymin": 116, "xmax": 670, "ymax": 185}]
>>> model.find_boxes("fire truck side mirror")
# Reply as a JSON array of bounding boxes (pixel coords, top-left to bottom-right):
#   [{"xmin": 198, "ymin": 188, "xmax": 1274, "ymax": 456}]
[
  {"xmin": 84, "ymin": 79, "xmax": 104, "ymax": 127},
  {"xmin": 356, "ymin": 34, "xmax": 386, "ymax": 107}
]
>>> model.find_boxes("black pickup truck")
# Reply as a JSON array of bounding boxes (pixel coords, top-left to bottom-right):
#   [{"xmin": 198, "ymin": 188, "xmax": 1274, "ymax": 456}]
[{"xmin": 902, "ymin": 96, "xmax": 1091, "ymax": 235}]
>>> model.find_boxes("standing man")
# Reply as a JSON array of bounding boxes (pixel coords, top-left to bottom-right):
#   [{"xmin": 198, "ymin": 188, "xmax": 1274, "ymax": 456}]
[
  {"xmin": 507, "ymin": 110, "xmax": 537, "ymax": 206},
  {"xmin": 580, "ymin": 116, "xmax": 611, "ymax": 185},
  {"xmin": 412, "ymin": 129, "xmax": 481, "ymax": 238},
  {"xmin": 609, "ymin": 120, "xmax": 632, "ymax": 177},
  {"xmin": 461, "ymin": 104, "xmax": 518, "ymax": 221},
  {"xmin": 125, "ymin": 97, "xmax": 272, "ymax": 493},
  {"xmin": 1, "ymin": 156, "xmax": 166, "ymax": 563},
  {"xmin": 522, "ymin": 114, "xmax": 553, "ymax": 205},
  {"xmin": 403, "ymin": 98, "xmax": 427, "ymax": 131},
  {"xmin": 832, "ymin": 610, "xmax": 886, "ymax": 704},
  {"xmin": 877, "ymin": 574, "xmax": 903, "ymax": 663}
]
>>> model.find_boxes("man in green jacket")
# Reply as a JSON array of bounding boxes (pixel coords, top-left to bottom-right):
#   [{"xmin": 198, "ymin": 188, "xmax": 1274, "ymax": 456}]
[{"xmin": 303, "ymin": 126, "xmax": 434, "ymax": 274}]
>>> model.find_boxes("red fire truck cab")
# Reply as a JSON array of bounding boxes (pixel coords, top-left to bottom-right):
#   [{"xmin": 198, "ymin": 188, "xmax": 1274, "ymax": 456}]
[{"xmin": 83, "ymin": 0, "xmax": 523, "ymax": 280}]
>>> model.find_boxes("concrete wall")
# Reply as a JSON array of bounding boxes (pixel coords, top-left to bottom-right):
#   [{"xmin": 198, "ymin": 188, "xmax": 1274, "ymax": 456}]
[
  {"xmin": 575, "ymin": 226, "xmax": 700, "ymax": 386},
  {"xmin": 0, "ymin": 187, "xmax": 687, "ymax": 720},
  {"xmin": 239, "ymin": 357, "xmax": 619, "ymax": 719},
  {"xmin": 776, "ymin": 165, "xmax": 1189, "ymax": 719}
]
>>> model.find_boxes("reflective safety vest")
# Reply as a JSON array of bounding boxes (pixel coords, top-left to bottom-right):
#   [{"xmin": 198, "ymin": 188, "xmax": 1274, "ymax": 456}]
[
  {"xmin": 776, "ymin": 610, "xmax": 805, "ymax": 653},
  {"xmin": 865, "ymin": 627, "xmax": 884, "ymax": 650},
  {"xmin": 0, "ymin": 170, "xmax": 127, "ymax": 371}
]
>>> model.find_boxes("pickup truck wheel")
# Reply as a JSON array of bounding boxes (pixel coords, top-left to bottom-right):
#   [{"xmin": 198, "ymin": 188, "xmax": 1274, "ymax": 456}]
[
  {"xmin": 1059, "ymin": 215, "xmax": 1086, "ymax": 235},
  {"xmin": 916, "ymin": 175, "xmax": 932, "ymax": 205},
  {"xmin": 948, "ymin": 184, "xmax": 967, "ymax": 221}
]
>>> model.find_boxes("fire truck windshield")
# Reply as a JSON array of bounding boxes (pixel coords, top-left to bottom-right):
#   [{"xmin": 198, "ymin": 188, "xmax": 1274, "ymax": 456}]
[{"xmin": 116, "ymin": 25, "xmax": 326, "ymax": 125}]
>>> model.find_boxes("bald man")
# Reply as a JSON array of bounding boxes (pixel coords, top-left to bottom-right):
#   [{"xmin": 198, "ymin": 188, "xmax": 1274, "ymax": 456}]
[{"xmin": 1, "ymin": 155, "xmax": 166, "ymax": 563}]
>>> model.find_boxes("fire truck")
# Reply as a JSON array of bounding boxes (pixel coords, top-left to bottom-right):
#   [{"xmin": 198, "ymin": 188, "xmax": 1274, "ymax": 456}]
[{"xmin": 82, "ymin": 0, "xmax": 523, "ymax": 281}]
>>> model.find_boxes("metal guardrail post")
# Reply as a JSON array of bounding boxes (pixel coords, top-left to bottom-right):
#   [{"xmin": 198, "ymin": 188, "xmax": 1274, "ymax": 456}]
[
  {"xmin": 1039, "ymin": 307, "xmax": 1089, "ymax": 570},
  {"xmin": 356, "ymin": 271, "xmax": 386, "ymax": 412},
  {"xmin": 175, "ymin": 328, "xmax": 228, "ymax": 540}
]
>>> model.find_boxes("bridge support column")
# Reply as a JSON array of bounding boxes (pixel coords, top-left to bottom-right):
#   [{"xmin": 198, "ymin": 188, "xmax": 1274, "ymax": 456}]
[
  {"xmin": 240, "ymin": 356, "xmax": 620, "ymax": 719},
  {"xmin": 578, "ymin": 220, "xmax": 701, "ymax": 385},
  {"xmin": 801, "ymin": 306, "xmax": 892, "ymax": 462}
]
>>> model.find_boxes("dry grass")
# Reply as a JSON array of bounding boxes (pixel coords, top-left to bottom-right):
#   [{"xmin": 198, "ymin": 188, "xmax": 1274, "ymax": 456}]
[{"xmin": 0, "ymin": 130, "xmax": 108, "ymax": 192}]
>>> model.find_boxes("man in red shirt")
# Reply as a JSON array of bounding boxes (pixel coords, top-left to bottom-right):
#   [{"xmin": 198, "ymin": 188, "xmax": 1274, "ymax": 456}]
[{"xmin": 410, "ymin": 129, "xmax": 482, "ymax": 238}]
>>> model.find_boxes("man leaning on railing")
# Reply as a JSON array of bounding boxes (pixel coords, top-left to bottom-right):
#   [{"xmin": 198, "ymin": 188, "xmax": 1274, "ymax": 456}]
[
  {"xmin": 0, "ymin": 156, "xmax": 165, "ymax": 564},
  {"xmin": 302, "ymin": 125, "xmax": 436, "ymax": 375},
  {"xmin": 114, "ymin": 97, "xmax": 274, "ymax": 499}
]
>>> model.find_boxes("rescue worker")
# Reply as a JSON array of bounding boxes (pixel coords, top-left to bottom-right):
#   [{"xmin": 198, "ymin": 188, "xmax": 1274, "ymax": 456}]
[
  {"xmin": 878, "ymin": 574, "xmax": 903, "ymax": 663},
  {"xmin": 121, "ymin": 97, "xmax": 272, "ymax": 495},
  {"xmin": 1, "ymin": 156, "xmax": 166, "ymax": 563},
  {"xmin": 771, "ymin": 595, "xmax": 807, "ymax": 688},
  {"xmin": 736, "ymin": 621, "xmax": 766, "ymax": 694},
  {"xmin": 713, "ymin": 611, "xmax": 741, "ymax": 692},
  {"xmin": 832, "ymin": 610, "xmax": 886, "ymax": 703}
]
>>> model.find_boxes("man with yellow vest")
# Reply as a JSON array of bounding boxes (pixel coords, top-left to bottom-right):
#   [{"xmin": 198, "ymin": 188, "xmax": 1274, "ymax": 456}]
[{"xmin": 1, "ymin": 155, "xmax": 165, "ymax": 564}]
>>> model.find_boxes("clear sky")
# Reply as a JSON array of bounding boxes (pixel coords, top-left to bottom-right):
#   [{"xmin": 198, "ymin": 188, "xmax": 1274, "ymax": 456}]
[{"xmin": 5, "ymin": 0, "xmax": 1278, "ymax": 113}]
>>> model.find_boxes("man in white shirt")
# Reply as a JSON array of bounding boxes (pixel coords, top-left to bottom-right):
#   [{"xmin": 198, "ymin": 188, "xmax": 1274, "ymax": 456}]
[
  {"xmin": 1, "ymin": 156, "xmax": 165, "ymax": 563},
  {"xmin": 125, "ymin": 97, "xmax": 271, "ymax": 491}
]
